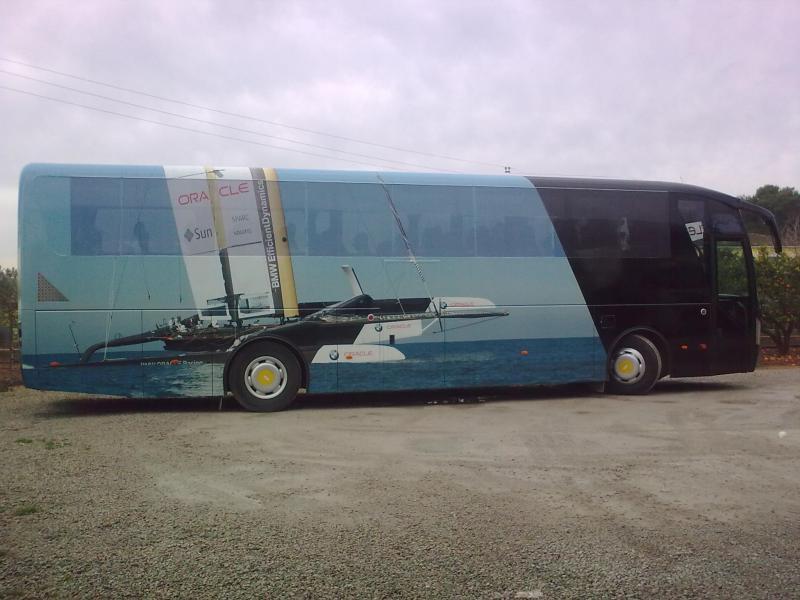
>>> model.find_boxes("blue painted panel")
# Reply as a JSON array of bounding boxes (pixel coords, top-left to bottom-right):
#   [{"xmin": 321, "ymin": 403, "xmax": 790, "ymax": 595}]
[{"xmin": 19, "ymin": 165, "xmax": 604, "ymax": 399}]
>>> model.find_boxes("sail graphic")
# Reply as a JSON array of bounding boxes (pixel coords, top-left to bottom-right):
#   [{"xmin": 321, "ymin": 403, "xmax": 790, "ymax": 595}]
[
  {"xmin": 165, "ymin": 165, "xmax": 225, "ymax": 313},
  {"xmin": 165, "ymin": 166, "xmax": 297, "ymax": 322},
  {"xmin": 251, "ymin": 167, "xmax": 299, "ymax": 318}
]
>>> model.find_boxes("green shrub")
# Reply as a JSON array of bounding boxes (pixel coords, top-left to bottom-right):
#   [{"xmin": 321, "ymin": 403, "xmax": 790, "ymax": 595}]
[{"xmin": 755, "ymin": 249, "xmax": 800, "ymax": 355}]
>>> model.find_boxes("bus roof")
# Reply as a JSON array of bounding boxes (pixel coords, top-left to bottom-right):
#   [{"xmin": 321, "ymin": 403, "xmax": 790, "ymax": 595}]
[
  {"xmin": 17, "ymin": 162, "xmax": 763, "ymax": 213},
  {"xmin": 528, "ymin": 175, "xmax": 781, "ymax": 251}
]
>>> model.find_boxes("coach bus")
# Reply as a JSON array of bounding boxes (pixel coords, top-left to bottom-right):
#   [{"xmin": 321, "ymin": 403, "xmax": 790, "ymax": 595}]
[{"xmin": 17, "ymin": 164, "xmax": 782, "ymax": 411}]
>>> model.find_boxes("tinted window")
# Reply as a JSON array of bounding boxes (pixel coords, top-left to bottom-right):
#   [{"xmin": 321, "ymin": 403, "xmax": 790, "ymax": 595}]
[
  {"xmin": 670, "ymin": 194, "xmax": 710, "ymax": 296},
  {"xmin": 388, "ymin": 184, "xmax": 475, "ymax": 257},
  {"xmin": 475, "ymin": 186, "xmax": 557, "ymax": 256},
  {"xmin": 544, "ymin": 189, "xmax": 670, "ymax": 258},
  {"xmin": 282, "ymin": 182, "xmax": 557, "ymax": 258},
  {"xmin": 709, "ymin": 200, "xmax": 744, "ymax": 236},
  {"xmin": 282, "ymin": 182, "xmax": 395, "ymax": 257},
  {"xmin": 71, "ymin": 177, "xmax": 180, "ymax": 255},
  {"xmin": 674, "ymin": 195, "xmax": 706, "ymax": 257}
]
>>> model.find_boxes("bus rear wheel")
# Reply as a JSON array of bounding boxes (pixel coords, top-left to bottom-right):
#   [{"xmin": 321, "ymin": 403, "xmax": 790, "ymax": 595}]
[
  {"xmin": 229, "ymin": 342, "xmax": 301, "ymax": 412},
  {"xmin": 606, "ymin": 334, "xmax": 661, "ymax": 395}
]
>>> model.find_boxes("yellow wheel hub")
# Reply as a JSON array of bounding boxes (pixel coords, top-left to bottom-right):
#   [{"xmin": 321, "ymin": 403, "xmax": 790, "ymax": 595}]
[
  {"xmin": 612, "ymin": 348, "xmax": 645, "ymax": 383},
  {"xmin": 617, "ymin": 358, "xmax": 634, "ymax": 374},
  {"xmin": 246, "ymin": 358, "xmax": 286, "ymax": 398}
]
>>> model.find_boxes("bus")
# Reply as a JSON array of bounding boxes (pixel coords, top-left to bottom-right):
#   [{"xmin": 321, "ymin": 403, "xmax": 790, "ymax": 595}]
[{"xmin": 18, "ymin": 164, "xmax": 782, "ymax": 411}]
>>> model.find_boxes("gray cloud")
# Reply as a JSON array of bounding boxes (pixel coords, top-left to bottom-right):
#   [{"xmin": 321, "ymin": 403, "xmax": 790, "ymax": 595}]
[{"xmin": 1, "ymin": 0, "xmax": 799, "ymax": 265}]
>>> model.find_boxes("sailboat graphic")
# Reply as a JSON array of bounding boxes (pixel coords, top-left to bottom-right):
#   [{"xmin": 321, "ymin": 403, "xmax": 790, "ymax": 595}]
[
  {"xmin": 167, "ymin": 166, "xmax": 298, "ymax": 327},
  {"xmin": 74, "ymin": 166, "xmax": 509, "ymax": 367},
  {"xmin": 77, "ymin": 166, "xmax": 289, "ymax": 361}
]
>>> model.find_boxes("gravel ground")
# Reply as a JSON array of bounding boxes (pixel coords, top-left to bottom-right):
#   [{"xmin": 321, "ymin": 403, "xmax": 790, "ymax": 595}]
[{"xmin": 1, "ymin": 369, "xmax": 799, "ymax": 599}]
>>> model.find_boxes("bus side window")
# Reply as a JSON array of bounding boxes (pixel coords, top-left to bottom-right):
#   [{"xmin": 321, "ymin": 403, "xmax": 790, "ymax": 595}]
[
  {"xmin": 668, "ymin": 194, "xmax": 711, "ymax": 299},
  {"xmin": 675, "ymin": 196, "xmax": 706, "ymax": 260},
  {"xmin": 71, "ymin": 177, "xmax": 181, "ymax": 256},
  {"xmin": 71, "ymin": 177, "xmax": 118, "ymax": 256},
  {"xmin": 389, "ymin": 185, "xmax": 475, "ymax": 258},
  {"xmin": 309, "ymin": 210, "xmax": 346, "ymax": 255},
  {"xmin": 283, "ymin": 211, "xmax": 307, "ymax": 256},
  {"xmin": 302, "ymin": 182, "xmax": 395, "ymax": 257},
  {"xmin": 546, "ymin": 189, "xmax": 670, "ymax": 258},
  {"xmin": 475, "ymin": 187, "xmax": 556, "ymax": 257},
  {"xmin": 72, "ymin": 206, "xmax": 105, "ymax": 255},
  {"xmin": 121, "ymin": 178, "xmax": 180, "ymax": 255}
]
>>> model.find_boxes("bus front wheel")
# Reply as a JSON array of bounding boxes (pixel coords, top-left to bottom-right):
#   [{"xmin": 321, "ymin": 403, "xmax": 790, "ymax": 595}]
[
  {"xmin": 229, "ymin": 342, "xmax": 301, "ymax": 412},
  {"xmin": 606, "ymin": 334, "xmax": 662, "ymax": 395}
]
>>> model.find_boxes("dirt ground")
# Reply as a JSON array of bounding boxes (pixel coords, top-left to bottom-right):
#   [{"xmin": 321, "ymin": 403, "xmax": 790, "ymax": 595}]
[{"xmin": 1, "ymin": 369, "xmax": 799, "ymax": 598}]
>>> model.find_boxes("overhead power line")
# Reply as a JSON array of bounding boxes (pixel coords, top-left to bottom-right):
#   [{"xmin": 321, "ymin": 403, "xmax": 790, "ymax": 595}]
[
  {"xmin": 0, "ymin": 56, "xmax": 509, "ymax": 171},
  {"xmin": 0, "ymin": 68, "xmax": 453, "ymax": 173},
  {"xmin": 0, "ymin": 85, "xmax": 404, "ymax": 171}
]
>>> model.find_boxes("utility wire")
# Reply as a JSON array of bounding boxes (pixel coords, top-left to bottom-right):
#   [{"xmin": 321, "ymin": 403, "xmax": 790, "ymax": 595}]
[
  {"xmin": 0, "ymin": 56, "xmax": 508, "ymax": 171},
  {"xmin": 0, "ymin": 69, "xmax": 454, "ymax": 173},
  {"xmin": 0, "ymin": 85, "xmax": 403, "ymax": 171}
]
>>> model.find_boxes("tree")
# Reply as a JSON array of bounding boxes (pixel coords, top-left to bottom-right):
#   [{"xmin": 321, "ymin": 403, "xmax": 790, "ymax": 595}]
[
  {"xmin": 742, "ymin": 185, "xmax": 800, "ymax": 245},
  {"xmin": 0, "ymin": 266, "xmax": 18, "ymax": 350},
  {"xmin": 754, "ymin": 249, "xmax": 800, "ymax": 355},
  {"xmin": 782, "ymin": 213, "xmax": 800, "ymax": 247}
]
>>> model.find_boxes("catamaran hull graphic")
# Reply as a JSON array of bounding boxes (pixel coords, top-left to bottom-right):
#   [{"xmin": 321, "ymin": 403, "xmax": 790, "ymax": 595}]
[{"xmin": 75, "ymin": 289, "xmax": 509, "ymax": 369}]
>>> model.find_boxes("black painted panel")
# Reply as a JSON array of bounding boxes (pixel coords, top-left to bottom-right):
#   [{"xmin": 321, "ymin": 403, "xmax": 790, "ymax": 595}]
[{"xmin": 535, "ymin": 184, "xmax": 717, "ymax": 376}]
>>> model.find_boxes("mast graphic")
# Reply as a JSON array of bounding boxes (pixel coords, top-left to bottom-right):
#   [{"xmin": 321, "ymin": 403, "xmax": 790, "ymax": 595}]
[
  {"xmin": 250, "ymin": 168, "xmax": 299, "ymax": 319},
  {"xmin": 206, "ymin": 168, "xmax": 241, "ymax": 326},
  {"xmin": 376, "ymin": 173, "xmax": 439, "ymax": 318}
]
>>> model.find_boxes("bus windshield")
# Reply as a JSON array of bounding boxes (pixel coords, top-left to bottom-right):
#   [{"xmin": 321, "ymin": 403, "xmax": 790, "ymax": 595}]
[{"xmin": 741, "ymin": 204, "xmax": 783, "ymax": 253}]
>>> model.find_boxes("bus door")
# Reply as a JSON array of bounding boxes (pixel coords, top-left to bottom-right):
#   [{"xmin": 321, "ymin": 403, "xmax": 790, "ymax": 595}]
[{"xmin": 712, "ymin": 238, "xmax": 755, "ymax": 373}]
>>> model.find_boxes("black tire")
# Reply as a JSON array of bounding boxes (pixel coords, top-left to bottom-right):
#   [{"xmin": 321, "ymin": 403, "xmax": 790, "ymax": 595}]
[
  {"xmin": 606, "ymin": 334, "xmax": 662, "ymax": 395},
  {"xmin": 229, "ymin": 342, "xmax": 301, "ymax": 412}
]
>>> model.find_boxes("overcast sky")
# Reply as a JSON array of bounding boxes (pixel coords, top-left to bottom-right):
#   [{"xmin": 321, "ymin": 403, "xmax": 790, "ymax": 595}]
[{"xmin": 1, "ymin": 0, "xmax": 798, "ymax": 267}]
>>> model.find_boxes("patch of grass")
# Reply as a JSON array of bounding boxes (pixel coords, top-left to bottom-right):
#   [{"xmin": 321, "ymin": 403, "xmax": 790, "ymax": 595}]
[
  {"xmin": 39, "ymin": 438, "xmax": 70, "ymax": 450},
  {"xmin": 13, "ymin": 437, "xmax": 71, "ymax": 450},
  {"xmin": 13, "ymin": 504, "xmax": 39, "ymax": 516}
]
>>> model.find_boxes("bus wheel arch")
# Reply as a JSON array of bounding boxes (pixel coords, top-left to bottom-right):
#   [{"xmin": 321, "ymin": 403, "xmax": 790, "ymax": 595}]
[
  {"xmin": 606, "ymin": 331, "xmax": 665, "ymax": 395},
  {"xmin": 225, "ymin": 338, "xmax": 308, "ymax": 411}
]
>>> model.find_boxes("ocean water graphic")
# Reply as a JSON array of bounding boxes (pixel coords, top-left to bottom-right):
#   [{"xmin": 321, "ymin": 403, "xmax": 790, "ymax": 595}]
[
  {"xmin": 329, "ymin": 337, "xmax": 604, "ymax": 393},
  {"xmin": 24, "ymin": 337, "xmax": 605, "ymax": 399}
]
